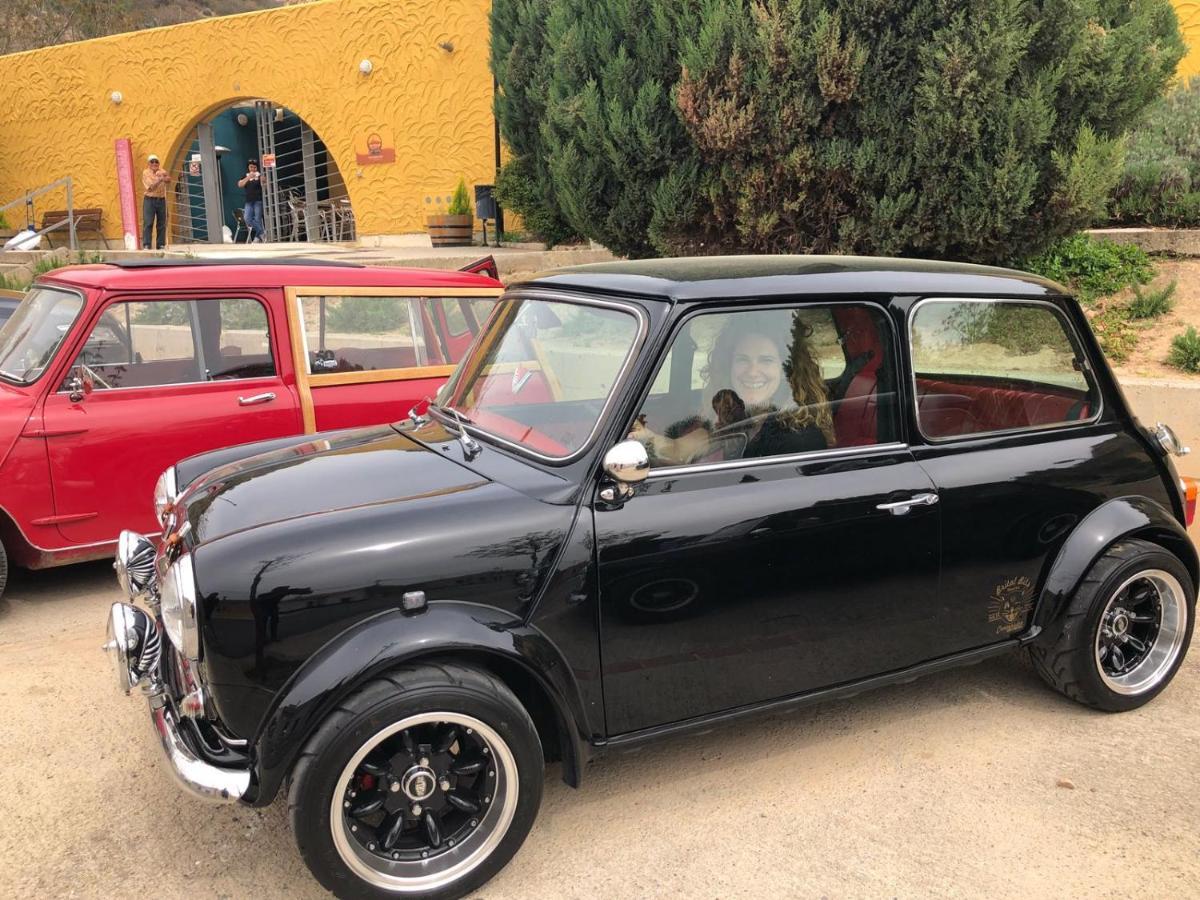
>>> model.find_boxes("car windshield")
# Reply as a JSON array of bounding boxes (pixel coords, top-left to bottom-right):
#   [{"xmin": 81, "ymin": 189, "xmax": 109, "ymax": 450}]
[
  {"xmin": 438, "ymin": 296, "xmax": 641, "ymax": 458},
  {"xmin": 0, "ymin": 286, "xmax": 84, "ymax": 385}
]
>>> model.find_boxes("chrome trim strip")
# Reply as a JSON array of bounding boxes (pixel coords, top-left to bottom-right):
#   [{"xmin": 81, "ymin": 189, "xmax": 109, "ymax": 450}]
[
  {"xmin": 906, "ymin": 296, "xmax": 1104, "ymax": 445},
  {"xmin": 437, "ymin": 287, "xmax": 651, "ymax": 466},
  {"xmin": 647, "ymin": 441, "xmax": 908, "ymax": 478},
  {"xmin": 55, "ymin": 374, "xmax": 282, "ymax": 395}
]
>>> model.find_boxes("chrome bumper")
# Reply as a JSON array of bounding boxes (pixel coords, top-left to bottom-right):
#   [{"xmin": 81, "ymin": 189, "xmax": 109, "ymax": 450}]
[{"xmin": 105, "ymin": 601, "xmax": 250, "ymax": 804}]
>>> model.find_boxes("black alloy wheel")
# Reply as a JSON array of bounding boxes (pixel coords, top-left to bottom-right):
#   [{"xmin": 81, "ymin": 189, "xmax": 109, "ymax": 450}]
[
  {"xmin": 1029, "ymin": 539, "xmax": 1195, "ymax": 712},
  {"xmin": 289, "ymin": 664, "xmax": 543, "ymax": 900}
]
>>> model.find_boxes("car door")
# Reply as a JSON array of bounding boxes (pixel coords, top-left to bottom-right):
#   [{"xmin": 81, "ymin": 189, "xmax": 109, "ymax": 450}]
[
  {"xmin": 903, "ymin": 296, "xmax": 1152, "ymax": 647},
  {"xmin": 596, "ymin": 301, "xmax": 944, "ymax": 736},
  {"xmin": 285, "ymin": 286, "xmax": 502, "ymax": 432},
  {"xmin": 41, "ymin": 293, "xmax": 301, "ymax": 545}
]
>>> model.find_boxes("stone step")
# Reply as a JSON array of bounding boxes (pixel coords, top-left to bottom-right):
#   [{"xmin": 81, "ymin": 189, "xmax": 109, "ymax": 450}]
[{"xmin": 0, "ymin": 249, "xmax": 58, "ymax": 264}]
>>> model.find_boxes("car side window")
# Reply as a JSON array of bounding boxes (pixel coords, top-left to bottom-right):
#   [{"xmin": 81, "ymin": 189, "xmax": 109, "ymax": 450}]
[
  {"xmin": 67, "ymin": 300, "xmax": 202, "ymax": 390},
  {"xmin": 632, "ymin": 304, "xmax": 897, "ymax": 468},
  {"xmin": 910, "ymin": 298, "xmax": 1099, "ymax": 440},
  {"xmin": 301, "ymin": 295, "xmax": 489, "ymax": 373},
  {"xmin": 208, "ymin": 298, "xmax": 276, "ymax": 380}
]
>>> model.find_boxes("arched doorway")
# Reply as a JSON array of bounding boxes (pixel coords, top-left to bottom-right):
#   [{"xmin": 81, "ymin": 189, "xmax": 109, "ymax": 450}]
[{"xmin": 167, "ymin": 100, "xmax": 354, "ymax": 245}]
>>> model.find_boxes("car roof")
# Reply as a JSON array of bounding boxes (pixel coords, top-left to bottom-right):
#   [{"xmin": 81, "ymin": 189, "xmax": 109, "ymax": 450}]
[
  {"xmin": 34, "ymin": 259, "xmax": 503, "ymax": 292},
  {"xmin": 518, "ymin": 255, "xmax": 1068, "ymax": 302}
]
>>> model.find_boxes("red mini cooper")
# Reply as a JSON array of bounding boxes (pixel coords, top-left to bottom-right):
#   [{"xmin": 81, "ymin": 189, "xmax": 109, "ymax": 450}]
[{"xmin": 0, "ymin": 258, "xmax": 502, "ymax": 597}]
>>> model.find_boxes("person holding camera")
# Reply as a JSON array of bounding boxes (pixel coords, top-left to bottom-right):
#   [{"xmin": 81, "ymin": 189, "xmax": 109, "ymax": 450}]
[{"xmin": 238, "ymin": 159, "xmax": 265, "ymax": 242}]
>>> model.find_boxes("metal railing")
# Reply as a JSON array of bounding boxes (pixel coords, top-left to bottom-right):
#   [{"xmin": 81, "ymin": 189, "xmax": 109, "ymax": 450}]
[{"xmin": 0, "ymin": 177, "xmax": 76, "ymax": 250}]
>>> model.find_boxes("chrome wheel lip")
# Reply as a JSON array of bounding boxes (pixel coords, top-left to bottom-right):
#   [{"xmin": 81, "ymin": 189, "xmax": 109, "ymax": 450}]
[
  {"xmin": 1094, "ymin": 569, "xmax": 1189, "ymax": 696},
  {"xmin": 330, "ymin": 711, "xmax": 518, "ymax": 893}
]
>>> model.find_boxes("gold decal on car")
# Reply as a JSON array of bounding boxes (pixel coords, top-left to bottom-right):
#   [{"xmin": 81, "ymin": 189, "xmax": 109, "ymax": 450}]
[{"xmin": 987, "ymin": 575, "xmax": 1034, "ymax": 635}]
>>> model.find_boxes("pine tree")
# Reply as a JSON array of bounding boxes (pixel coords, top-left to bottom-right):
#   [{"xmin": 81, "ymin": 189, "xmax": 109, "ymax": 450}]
[{"xmin": 491, "ymin": 0, "xmax": 1185, "ymax": 264}]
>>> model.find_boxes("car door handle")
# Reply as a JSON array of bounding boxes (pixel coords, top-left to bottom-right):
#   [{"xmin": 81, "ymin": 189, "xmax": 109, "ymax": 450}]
[
  {"xmin": 238, "ymin": 392, "xmax": 276, "ymax": 406},
  {"xmin": 876, "ymin": 492, "xmax": 939, "ymax": 515}
]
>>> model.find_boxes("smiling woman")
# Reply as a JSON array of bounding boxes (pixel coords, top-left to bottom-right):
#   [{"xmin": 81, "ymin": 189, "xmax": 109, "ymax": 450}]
[{"xmin": 630, "ymin": 308, "xmax": 839, "ymax": 466}]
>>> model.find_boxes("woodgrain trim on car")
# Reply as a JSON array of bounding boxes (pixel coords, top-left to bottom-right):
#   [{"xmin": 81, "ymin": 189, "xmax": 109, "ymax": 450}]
[
  {"xmin": 309, "ymin": 365, "xmax": 457, "ymax": 387},
  {"xmin": 284, "ymin": 285, "xmax": 502, "ymax": 434}
]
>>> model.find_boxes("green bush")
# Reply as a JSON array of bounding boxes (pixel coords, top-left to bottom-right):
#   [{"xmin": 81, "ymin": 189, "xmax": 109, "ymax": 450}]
[
  {"xmin": 1022, "ymin": 234, "xmax": 1153, "ymax": 303},
  {"xmin": 1109, "ymin": 76, "xmax": 1200, "ymax": 227},
  {"xmin": 494, "ymin": 157, "xmax": 579, "ymax": 247},
  {"xmin": 492, "ymin": 0, "xmax": 1184, "ymax": 263},
  {"xmin": 133, "ymin": 302, "xmax": 189, "ymax": 325},
  {"xmin": 325, "ymin": 297, "xmax": 410, "ymax": 335},
  {"xmin": 1128, "ymin": 279, "xmax": 1177, "ymax": 318},
  {"xmin": 448, "ymin": 178, "xmax": 472, "ymax": 216},
  {"xmin": 1168, "ymin": 326, "xmax": 1200, "ymax": 373}
]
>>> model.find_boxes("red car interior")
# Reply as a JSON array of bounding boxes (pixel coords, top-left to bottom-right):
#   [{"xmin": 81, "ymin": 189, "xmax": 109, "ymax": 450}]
[{"xmin": 915, "ymin": 377, "xmax": 1091, "ymax": 438}]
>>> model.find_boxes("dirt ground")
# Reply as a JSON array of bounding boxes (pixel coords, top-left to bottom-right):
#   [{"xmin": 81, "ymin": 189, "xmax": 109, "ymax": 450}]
[
  {"xmin": 1, "ymin": 561, "xmax": 1199, "ymax": 900},
  {"xmin": 1111, "ymin": 258, "xmax": 1200, "ymax": 382}
]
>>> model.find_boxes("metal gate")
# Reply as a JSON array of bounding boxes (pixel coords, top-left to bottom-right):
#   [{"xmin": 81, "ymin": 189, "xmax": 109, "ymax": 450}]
[{"xmin": 167, "ymin": 101, "xmax": 355, "ymax": 245}]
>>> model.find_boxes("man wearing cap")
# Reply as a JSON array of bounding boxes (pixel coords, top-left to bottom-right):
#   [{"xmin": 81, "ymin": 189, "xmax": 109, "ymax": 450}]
[{"xmin": 141, "ymin": 154, "xmax": 169, "ymax": 250}]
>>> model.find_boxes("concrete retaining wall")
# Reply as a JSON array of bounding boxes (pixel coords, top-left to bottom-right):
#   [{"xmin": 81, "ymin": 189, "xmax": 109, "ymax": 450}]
[
  {"xmin": 1088, "ymin": 228, "xmax": 1200, "ymax": 257},
  {"xmin": 1119, "ymin": 376, "xmax": 1200, "ymax": 479}
]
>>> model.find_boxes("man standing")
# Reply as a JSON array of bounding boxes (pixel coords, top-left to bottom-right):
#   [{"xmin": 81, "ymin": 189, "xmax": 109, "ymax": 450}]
[
  {"xmin": 238, "ymin": 159, "xmax": 265, "ymax": 242},
  {"xmin": 141, "ymin": 154, "xmax": 169, "ymax": 249}
]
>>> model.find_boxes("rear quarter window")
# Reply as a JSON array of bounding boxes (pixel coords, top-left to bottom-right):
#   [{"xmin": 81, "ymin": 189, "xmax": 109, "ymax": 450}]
[{"xmin": 909, "ymin": 298, "xmax": 1099, "ymax": 440}]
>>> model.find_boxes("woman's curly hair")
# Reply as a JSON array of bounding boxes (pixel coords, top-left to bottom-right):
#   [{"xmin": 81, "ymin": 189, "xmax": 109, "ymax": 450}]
[{"xmin": 703, "ymin": 313, "xmax": 836, "ymax": 445}]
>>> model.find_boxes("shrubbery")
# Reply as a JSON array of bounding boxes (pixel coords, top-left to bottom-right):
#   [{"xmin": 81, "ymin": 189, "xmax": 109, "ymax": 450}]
[
  {"xmin": 492, "ymin": 0, "xmax": 1184, "ymax": 262},
  {"xmin": 1109, "ymin": 76, "xmax": 1200, "ymax": 227},
  {"xmin": 1022, "ymin": 233, "xmax": 1154, "ymax": 302},
  {"xmin": 1168, "ymin": 326, "xmax": 1200, "ymax": 373}
]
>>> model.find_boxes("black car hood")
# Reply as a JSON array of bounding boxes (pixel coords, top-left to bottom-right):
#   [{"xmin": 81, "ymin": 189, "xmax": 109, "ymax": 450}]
[{"xmin": 180, "ymin": 425, "xmax": 488, "ymax": 547}]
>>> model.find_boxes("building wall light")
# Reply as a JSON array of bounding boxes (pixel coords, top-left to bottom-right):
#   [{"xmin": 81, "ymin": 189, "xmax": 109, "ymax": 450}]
[
  {"xmin": 359, "ymin": 59, "xmax": 373, "ymax": 76},
  {"xmin": 110, "ymin": 90, "xmax": 123, "ymax": 105}
]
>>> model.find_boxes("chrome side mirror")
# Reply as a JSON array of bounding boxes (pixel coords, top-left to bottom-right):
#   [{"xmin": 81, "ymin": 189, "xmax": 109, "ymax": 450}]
[
  {"xmin": 600, "ymin": 439, "xmax": 649, "ymax": 502},
  {"xmin": 67, "ymin": 367, "xmax": 86, "ymax": 402}
]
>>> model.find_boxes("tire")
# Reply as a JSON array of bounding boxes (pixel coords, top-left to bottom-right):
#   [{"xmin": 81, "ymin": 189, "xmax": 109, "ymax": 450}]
[
  {"xmin": 1029, "ymin": 539, "xmax": 1195, "ymax": 712},
  {"xmin": 288, "ymin": 663, "xmax": 544, "ymax": 900},
  {"xmin": 0, "ymin": 536, "xmax": 8, "ymax": 600}
]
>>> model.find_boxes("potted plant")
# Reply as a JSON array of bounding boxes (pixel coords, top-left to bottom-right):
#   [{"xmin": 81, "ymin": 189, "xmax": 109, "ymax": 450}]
[{"xmin": 427, "ymin": 177, "xmax": 473, "ymax": 246}]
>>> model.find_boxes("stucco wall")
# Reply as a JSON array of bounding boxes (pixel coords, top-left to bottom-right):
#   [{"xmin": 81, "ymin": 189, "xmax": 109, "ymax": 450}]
[
  {"xmin": 0, "ymin": 0, "xmax": 494, "ymax": 239},
  {"xmin": 1179, "ymin": 2, "xmax": 1200, "ymax": 80}
]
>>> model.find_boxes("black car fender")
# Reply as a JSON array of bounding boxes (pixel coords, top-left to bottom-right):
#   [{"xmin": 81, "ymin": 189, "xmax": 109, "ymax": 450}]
[
  {"xmin": 1033, "ymin": 495, "xmax": 1198, "ymax": 635},
  {"xmin": 244, "ymin": 600, "xmax": 590, "ymax": 806}
]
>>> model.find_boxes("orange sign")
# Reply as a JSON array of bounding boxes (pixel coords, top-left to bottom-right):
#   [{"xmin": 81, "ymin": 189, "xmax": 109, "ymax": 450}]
[
  {"xmin": 261, "ymin": 153, "xmax": 277, "ymax": 168},
  {"xmin": 356, "ymin": 132, "xmax": 395, "ymax": 165}
]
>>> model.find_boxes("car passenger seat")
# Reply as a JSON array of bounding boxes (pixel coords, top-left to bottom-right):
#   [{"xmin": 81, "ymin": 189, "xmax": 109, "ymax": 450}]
[{"xmin": 830, "ymin": 307, "xmax": 882, "ymax": 447}]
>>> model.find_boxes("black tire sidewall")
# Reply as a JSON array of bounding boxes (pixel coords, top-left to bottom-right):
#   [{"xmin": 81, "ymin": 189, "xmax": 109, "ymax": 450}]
[
  {"xmin": 292, "ymin": 677, "xmax": 544, "ymax": 900},
  {"xmin": 1074, "ymin": 545, "xmax": 1195, "ymax": 712}
]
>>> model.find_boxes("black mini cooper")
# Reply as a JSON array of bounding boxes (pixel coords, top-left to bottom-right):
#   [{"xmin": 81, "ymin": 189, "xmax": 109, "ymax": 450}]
[{"xmin": 105, "ymin": 256, "xmax": 1197, "ymax": 899}]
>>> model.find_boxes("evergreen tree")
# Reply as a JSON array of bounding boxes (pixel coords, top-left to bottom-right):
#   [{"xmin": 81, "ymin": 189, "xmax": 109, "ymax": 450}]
[{"xmin": 491, "ymin": 0, "xmax": 1184, "ymax": 264}]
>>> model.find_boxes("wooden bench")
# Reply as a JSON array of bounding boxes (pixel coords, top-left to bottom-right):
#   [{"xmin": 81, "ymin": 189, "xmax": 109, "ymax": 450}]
[{"xmin": 40, "ymin": 208, "xmax": 111, "ymax": 249}]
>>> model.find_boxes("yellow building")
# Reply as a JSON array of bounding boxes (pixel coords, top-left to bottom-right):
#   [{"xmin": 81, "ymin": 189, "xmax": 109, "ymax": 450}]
[
  {"xmin": 0, "ymin": 0, "xmax": 1197, "ymax": 247},
  {"xmin": 0, "ymin": 0, "xmax": 496, "ymax": 246},
  {"xmin": 1179, "ymin": 3, "xmax": 1200, "ymax": 79}
]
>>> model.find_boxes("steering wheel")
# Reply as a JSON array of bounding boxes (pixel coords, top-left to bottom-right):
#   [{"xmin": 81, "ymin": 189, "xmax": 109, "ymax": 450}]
[{"xmin": 684, "ymin": 430, "xmax": 748, "ymax": 465}]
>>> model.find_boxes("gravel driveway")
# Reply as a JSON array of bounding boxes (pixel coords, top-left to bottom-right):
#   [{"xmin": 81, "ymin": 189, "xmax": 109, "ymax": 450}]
[{"xmin": 1, "ymin": 560, "xmax": 1198, "ymax": 899}]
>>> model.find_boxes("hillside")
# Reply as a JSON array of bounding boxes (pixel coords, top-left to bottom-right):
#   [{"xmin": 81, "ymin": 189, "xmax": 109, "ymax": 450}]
[{"xmin": 1, "ymin": 1, "xmax": 296, "ymax": 55}]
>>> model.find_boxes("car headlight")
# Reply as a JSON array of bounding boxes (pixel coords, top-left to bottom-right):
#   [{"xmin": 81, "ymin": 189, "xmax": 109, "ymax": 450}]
[
  {"xmin": 114, "ymin": 530, "xmax": 156, "ymax": 601},
  {"xmin": 154, "ymin": 466, "xmax": 178, "ymax": 524},
  {"xmin": 160, "ymin": 553, "xmax": 199, "ymax": 659}
]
